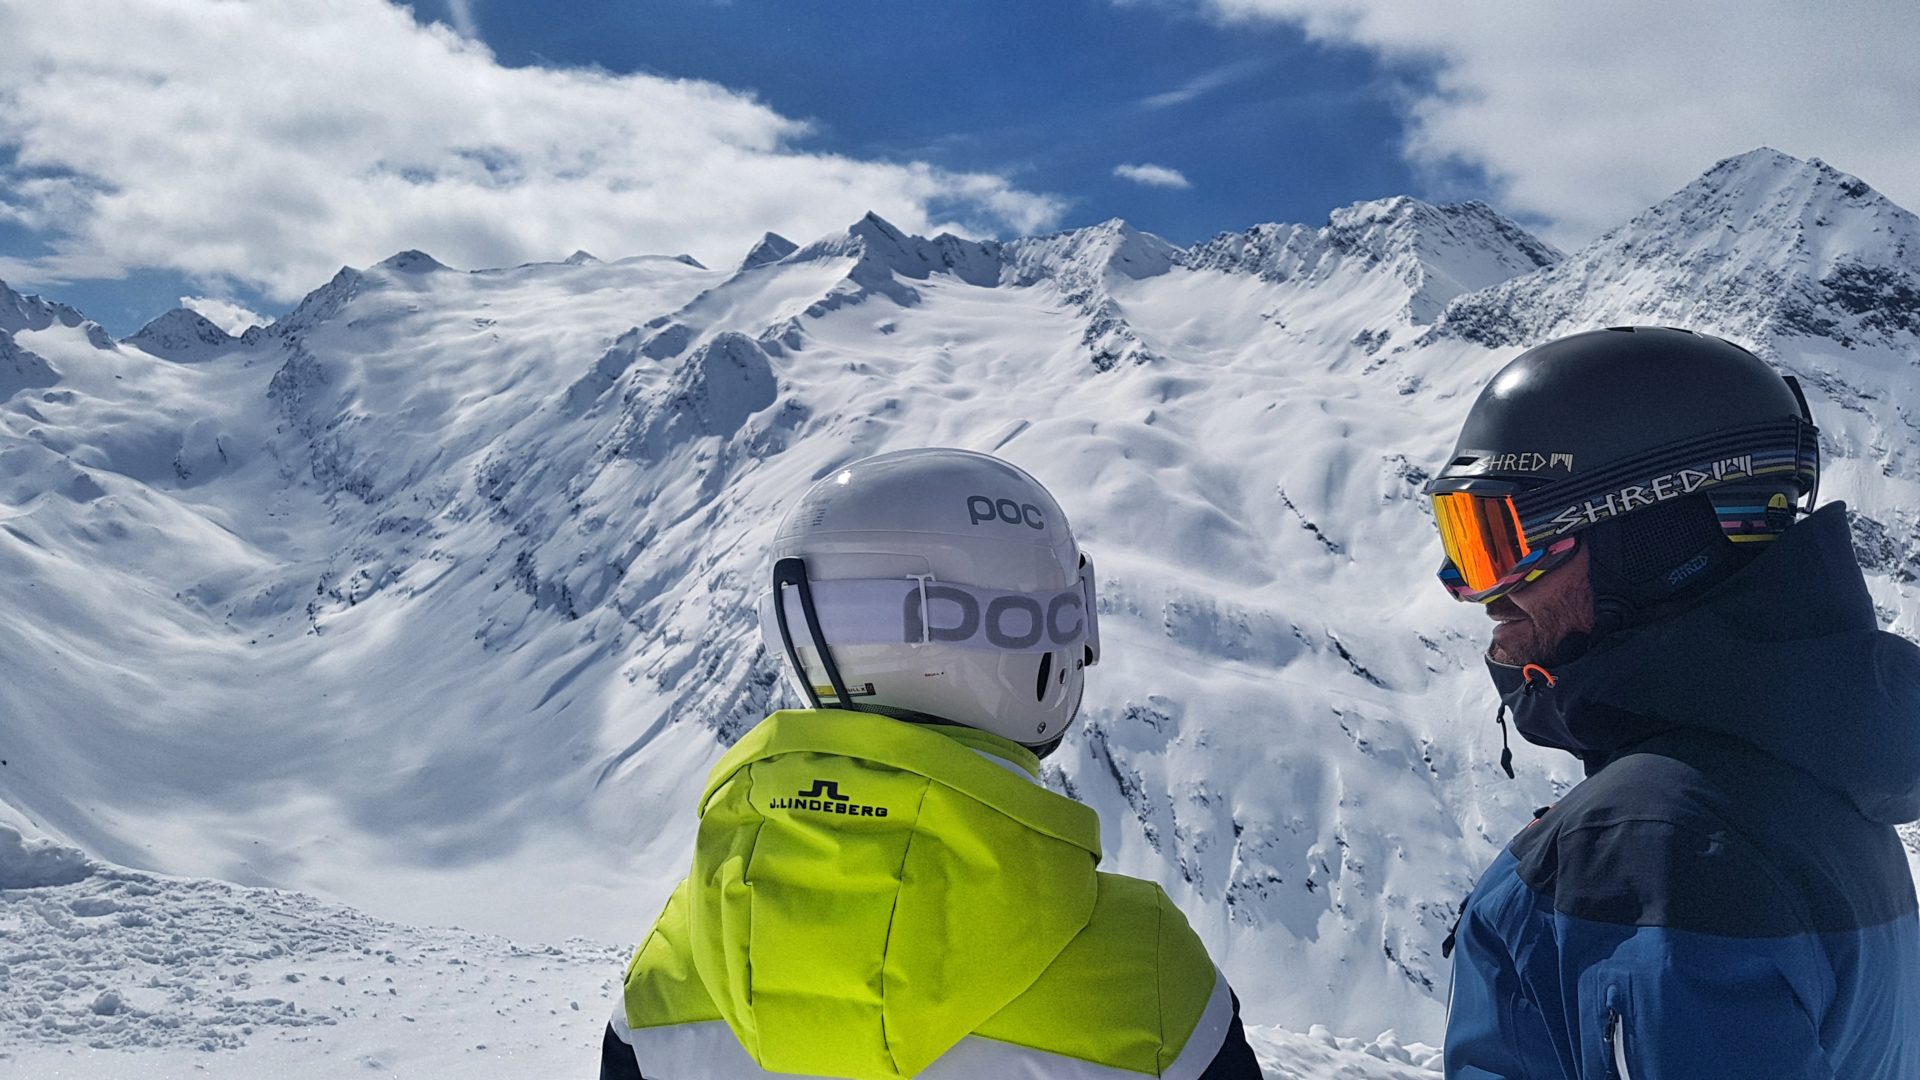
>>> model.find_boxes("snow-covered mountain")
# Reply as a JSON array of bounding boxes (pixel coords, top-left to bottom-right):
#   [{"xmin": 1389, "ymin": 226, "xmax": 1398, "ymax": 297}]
[
  {"xmin": 123, "ymin": 307, "xmax": 242, "ymax": 361},
  {"xmin": 1433, "ymin": 148, "xmax": 1920, "ymax": 351},
  {"xmin": 1189, "ymin": 195, "xmax": 1562, "ymax": 327},
  {"xmin": 2, "ymin": 147, "xmax": 1916, "ymax": 1070}
]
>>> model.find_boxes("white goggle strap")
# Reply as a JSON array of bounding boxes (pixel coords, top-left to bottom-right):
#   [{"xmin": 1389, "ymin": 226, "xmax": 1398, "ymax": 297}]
[{"xmin": 757, "ymin": 576, "xmax": 1094, "ymax": 655}]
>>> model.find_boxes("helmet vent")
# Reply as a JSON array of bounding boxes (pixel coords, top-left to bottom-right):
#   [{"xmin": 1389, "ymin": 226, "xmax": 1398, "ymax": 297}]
[{"xmin": 1034, "ymin": 652, "xmax": 1053, "ymax": 702}]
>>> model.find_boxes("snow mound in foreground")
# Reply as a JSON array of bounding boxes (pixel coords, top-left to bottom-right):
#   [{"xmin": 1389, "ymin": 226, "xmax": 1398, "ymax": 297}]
[
  {"xmin": 0, "ymin": 861, "xmax": 622, "ymax": 1078},
  {"xmin": 1247, "ymin": 1025, "xmax": 1442, "ymax": 1077},
  {"xmin": 0, "ymin": 857, "xmax": 1437, "ymax": 1078},
  {"xmin": 0, "ymin": 824, "xmax": 93, "ymax": 888}
]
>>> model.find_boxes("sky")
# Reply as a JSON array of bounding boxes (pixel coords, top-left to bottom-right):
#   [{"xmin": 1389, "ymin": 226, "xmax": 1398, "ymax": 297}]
[{"xmin": 2, "ymin": 0, "xmax": 1918, "ymax": 335}]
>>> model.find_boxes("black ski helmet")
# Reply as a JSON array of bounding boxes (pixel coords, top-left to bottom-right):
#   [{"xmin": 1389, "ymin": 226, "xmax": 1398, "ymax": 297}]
[{"xmin": 1425, "ymin": 327, "xmax": 1820, "ymax": 621}]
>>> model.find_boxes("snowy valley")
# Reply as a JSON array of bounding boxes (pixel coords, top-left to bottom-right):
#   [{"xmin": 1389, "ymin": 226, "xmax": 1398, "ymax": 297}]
[{"xmin": 2, "ymin": 147, "xmax": 1918, "ymax": 1077}]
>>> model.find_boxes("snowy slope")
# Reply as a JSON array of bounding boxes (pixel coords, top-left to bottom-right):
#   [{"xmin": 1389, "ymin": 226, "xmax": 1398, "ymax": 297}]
[
  {"xmin": 1, "ymin": 148, "xmax": 1917, "ymax": 1067},
  {"xmin": 0, "ymin": 825, "xmax": 622, "ymax": 1079},
  {"xmin": 1, "ymin": 827, "xmax": 1440, "ymax": 1078}
]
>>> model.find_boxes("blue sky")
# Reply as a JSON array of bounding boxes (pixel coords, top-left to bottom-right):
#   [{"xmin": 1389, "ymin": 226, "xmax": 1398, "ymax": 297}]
[
  {"xmin": 4, "ymin": 1, "xmax": 1917, "ymax": 336},
  {"xmin": 449, "ymin": 0, "xmax": 1434, "ymax": 243}
]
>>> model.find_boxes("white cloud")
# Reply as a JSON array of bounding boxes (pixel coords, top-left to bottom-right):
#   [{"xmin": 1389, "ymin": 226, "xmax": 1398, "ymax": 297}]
[
  {"xmin": 1114, "ymin": 163, "xmax": 1194, "ymax": 190},
  {"xmin": 1140, "ymin": 59, "xmax": 1267, "ymax": 109},
  {"xmin": 180, "ymin": 296, "xmax": 268, "ymax": 336},
  {"xmin": 0, "ymin": 0, "xmax": 1065, "ymax": 300},
  {"xmin": 1207, "ymin": 0, "xmax": 1920, "ymax": 244},
  {"xmin": 445, "ymin": 0, "xmax": 479, "ymax": 40}
]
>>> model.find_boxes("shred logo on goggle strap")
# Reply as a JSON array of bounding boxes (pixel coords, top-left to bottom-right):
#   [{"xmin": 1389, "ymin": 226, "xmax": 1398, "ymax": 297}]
[
  {"xmin": 1479, "ymin": 451, "xmax": 1576, "ymax": 473},
  {"xmin": 1544, "ymin": 454, "xmax": 1756, "ymax": 534},
  {"xmin": 769, "ymin": 779, "xmax": 890, "ymax": 818}
]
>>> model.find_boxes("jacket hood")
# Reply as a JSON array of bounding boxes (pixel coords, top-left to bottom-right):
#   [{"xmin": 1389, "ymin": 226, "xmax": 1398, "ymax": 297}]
[
  {"xmin": 686, "ymin": 709, "xmax": 1102, "ymax": 1080},
  {"xmin": 1491, "ymin": 503, "xmax": 1920, "ymax": 824}
]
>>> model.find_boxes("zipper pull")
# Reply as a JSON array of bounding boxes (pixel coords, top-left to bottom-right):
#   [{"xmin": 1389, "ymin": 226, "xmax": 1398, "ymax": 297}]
[
  {"xmin": 1604, "ymin": 1007, "xmax": 1633, "ymax": 1079},
  {"xmin": 1495, "ymin": 703, "xmax": 1515, "ymax": 779}
]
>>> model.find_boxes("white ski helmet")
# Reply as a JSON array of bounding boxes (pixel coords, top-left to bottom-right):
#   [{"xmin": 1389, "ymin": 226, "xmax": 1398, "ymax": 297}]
[{"xmin": 757, "ymin": 448, "xmax": 1100, "ymax": 752}]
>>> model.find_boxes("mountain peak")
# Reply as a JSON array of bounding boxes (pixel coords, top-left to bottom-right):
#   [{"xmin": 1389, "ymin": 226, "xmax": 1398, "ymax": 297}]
[
  {"xmin": 854, "ymin": 210, "xmax": 904, "ymax": 236},
  {"xmin": 270, "ymin": 265, "xmax": 366, "ymax": 338},
  {"xmin": 1005, "ymin": 218, "xmax": 1179, "ymax": 285},
  {"xmin": 739, "ymin": 232, "xmax": 798, "ymax": 271},
  {"xmin": 786, "ymin": 214, "xmax": 1003, "ymax": 309},
  {"xmin": 1, "ymin": 278, "xmax": 92, "ymax": 337},
  {"xmin": 1188, "ymin": 197, "xmax": 1558, "ymax": 325},
  {"xmin": 1659, "ymin": 147, "xmax": 1895, "ymax": 231},
  {"xmin": 375, "ymin": 250, "xmax": 448, "ymax": 274},
  {"xmin": 1431, "ymin": 147, "xmax": 1920, "ymax": 349},
  {"xmin": 563, "ymin": 250, "xmax": 599, "ymax": 266},
  {"xmin": 125, "ymin": 308, "xmax": 236, "ymax": 361},
  {"xmin": 1696, "ymin": 146, "xmax": 1816, "ymax": 184}
]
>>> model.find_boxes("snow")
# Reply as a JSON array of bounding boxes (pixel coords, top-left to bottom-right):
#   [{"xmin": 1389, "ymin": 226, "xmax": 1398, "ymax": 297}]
[
  {"xmin": 0, "ymin": 830, "xmax": 1435, "ymax": 1079},
  {"xmin": 0, "ymin": 146, "xmax": 1916, "ymax": 1071},
  {"xmin": 0, "ymin": 835, "xmax": 621, "ymax": 1079},
  {"xmin": 0, "ymin": 825, "xmax": 93, "ymax": 889}
]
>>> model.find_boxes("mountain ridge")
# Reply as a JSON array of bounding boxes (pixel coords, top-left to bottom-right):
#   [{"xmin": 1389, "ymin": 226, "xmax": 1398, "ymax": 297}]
[{"xmin": 1, "ymin": 147, "xmax": 1915, "ymax": 1050}]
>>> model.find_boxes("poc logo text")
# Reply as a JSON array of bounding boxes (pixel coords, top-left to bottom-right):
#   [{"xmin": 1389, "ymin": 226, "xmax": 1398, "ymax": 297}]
[
  {"xmin": 904, "ymin": 586, "xmax": 1084, "ymax": 649},
  {"xmin": 967, "ymin": 495, "xmax": 1045, "ymax": 530}
]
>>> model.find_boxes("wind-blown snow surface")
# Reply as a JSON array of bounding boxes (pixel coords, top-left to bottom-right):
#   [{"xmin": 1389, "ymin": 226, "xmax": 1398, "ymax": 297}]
[
  {"xmin": 1, "ymin": 829, "xmax": 1439, "ymax": 1078},
  {"xmin": 2, "ymin": 148, "xmax": 1917, "ymax": 1066}
]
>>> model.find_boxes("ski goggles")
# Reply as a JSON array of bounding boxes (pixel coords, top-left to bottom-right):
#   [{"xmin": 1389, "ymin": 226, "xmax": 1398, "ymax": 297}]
[{"xmin": 1429, "ymin": 486, "xmax": 1580, "ymax": 604}]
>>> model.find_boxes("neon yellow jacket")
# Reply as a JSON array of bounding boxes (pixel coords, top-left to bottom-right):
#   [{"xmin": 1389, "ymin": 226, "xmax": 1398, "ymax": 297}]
[{"xmin": 602, "ymin": 709, "xmax": 1260, "ymax": 1079}]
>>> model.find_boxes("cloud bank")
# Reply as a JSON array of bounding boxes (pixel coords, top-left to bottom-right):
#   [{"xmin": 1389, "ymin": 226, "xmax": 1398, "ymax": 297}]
[
  {"xmin": 1209, "ymin": 0, "xmax": 1920, "ymax": 244},
  {"xmin": 0, "ymin": 0, "xmax": 1065, "ymax": 300},
  {"xmin": 180, "ymin": 296, "xmax": 269, "ymax": 336},
  {"xmin": 1114, "ymin": 163, "xmax": 1194, "ymax": 190}
]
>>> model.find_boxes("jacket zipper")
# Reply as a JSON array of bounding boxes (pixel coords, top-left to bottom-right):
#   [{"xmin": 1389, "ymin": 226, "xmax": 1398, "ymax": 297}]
[{"xmin": 1605, "ymin": 1007, "xmax": 1634, "ymax": 1080}]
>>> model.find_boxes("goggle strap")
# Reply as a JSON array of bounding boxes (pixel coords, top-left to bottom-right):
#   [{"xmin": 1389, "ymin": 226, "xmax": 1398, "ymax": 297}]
[
  {"xmin": 1509, "ymin": 419, "xmax": 1814, "ymax": 526},
  {"xmin": 771, "ymin": 556, "xmax": 856, "ymax": 709}
]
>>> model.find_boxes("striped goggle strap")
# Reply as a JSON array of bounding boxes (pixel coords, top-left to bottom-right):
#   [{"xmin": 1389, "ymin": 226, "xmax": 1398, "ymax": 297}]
[{"xmin": 1510, "ymin": 419, "xmax": 1818, "ymax": 545}]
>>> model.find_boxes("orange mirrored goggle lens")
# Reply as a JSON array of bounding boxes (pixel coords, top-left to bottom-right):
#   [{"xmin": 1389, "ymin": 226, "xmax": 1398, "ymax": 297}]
[{"xmin": 1431, "ymin": 492, "xmax": 1531, "ymax": 593}]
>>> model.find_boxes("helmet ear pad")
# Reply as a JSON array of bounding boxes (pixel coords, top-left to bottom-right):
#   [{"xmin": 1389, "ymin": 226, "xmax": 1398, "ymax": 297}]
[{"xmin": 1582, "ymin": 493, "xmax": 1757, "ymax": 637}]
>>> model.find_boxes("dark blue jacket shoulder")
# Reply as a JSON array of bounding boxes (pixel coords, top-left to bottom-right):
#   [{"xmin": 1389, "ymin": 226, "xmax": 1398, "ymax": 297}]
[{"xmin": 1510, "ymin": 731, "xmax": 1916, "ymax": 940}]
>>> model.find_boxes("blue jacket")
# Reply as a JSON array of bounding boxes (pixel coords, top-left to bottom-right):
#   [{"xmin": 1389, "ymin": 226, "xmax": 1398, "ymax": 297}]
[{"xmin": 1445, "ymin": 505, "xmax": 1920, "ymax": 1079}]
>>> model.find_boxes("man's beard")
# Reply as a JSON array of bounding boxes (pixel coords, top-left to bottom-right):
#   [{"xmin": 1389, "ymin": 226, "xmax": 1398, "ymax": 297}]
[{"xmin": 1487, "ymin": 577, "xmax": 1595, "ymax": 667}]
